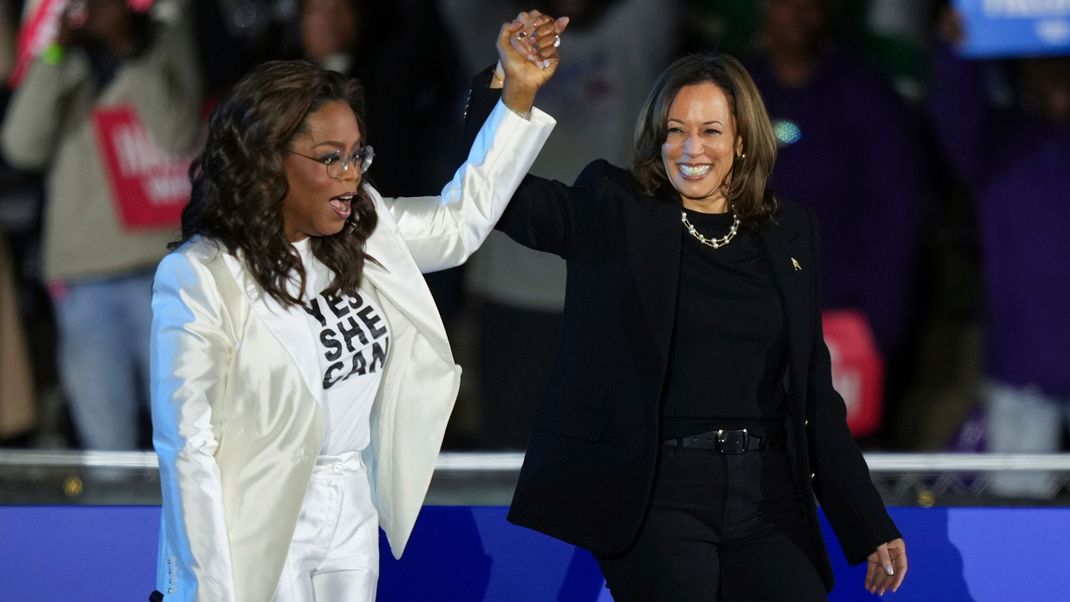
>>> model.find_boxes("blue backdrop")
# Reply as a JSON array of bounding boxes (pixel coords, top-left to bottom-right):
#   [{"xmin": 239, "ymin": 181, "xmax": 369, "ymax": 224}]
[
  {"xmin": 955, "ymin": 0, "xmax": 1070, "ymax": 57},
  {"xmin": 1, "ymin": 505, "xmax": 1067, "ymax": 601}
]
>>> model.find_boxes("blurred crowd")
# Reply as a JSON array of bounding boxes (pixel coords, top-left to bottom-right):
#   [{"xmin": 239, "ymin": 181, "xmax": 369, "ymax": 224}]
[{"xmin": 0, "ymin": 0, "xmax": 1066, "ymax": 498}]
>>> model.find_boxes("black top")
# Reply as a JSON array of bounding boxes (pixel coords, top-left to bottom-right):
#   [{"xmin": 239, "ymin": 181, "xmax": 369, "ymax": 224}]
[{"xmin": 661, "ymin": 209, "xmax": 787, "ymax": 439}]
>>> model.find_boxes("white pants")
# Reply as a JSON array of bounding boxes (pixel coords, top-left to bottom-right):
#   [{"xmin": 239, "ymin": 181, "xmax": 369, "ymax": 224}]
[
  {"xmin": 273, "ymin": 451, "xmax": 380, "ymax": 602},
  {"xmin": 985, "ymin": 381, "xmax": 1070, "ymax": 498}
]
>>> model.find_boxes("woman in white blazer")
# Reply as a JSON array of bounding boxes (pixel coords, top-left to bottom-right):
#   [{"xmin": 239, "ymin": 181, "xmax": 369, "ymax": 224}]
[{"xmin": 149, "ymin": 16, "xmax": 566, "ymax": 602}]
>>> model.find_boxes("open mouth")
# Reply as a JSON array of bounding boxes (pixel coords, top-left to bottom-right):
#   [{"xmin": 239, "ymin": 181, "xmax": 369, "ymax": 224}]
[
  {"xmin": 678, "ymin": 164, "xmax": 712, "ymax": 179},
  {"xmin": 329, "ymin": 192, "xmax": 354, "ymax": 219}
]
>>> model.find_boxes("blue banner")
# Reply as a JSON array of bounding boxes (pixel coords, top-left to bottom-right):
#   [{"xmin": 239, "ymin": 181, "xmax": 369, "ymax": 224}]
[
  {"xmin": 955, "ymin": 0, "xmax": 1070, "ymax": 57},
  {"xmin": 4, "ymin": 505, "xmax": 1070, "ymax": 600}
]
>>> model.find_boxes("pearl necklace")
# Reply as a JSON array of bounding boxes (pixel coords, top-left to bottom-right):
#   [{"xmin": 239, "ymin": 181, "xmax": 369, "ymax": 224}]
[{"xmin": 681, "ymin": 210, "xmax": 740, "ymax": 249}]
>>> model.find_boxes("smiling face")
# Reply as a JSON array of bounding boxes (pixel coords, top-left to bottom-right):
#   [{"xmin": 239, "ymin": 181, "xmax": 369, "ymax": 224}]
[
  {"xmin": 281, "ymin": 100, "xmax": 362, "ymax": 242},
  {"xmin": 661, "ymin": 82, "xmax": 743, "ymax": 213}
]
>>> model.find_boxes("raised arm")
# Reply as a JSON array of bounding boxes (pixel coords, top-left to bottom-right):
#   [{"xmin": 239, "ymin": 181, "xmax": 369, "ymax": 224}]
[
  {"xmin": 0, "ymin": 30, "xmax": 91, "ymax": 170},
  {"xmin": 126, "ymin": 7, "xmax": 204, "ymax": 156},
  {"xmin": 384, "ymin": 12, "xmax": 566, "ymax": 272}
]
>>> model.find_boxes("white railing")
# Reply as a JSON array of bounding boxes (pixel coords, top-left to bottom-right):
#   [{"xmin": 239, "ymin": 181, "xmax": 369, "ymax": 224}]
[{"xmin": 3, "ymin": 450, "xmax": 1070, "ymax": 472}]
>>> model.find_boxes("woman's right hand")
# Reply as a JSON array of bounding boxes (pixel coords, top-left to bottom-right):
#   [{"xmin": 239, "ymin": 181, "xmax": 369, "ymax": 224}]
[
  {"xmin": 865, "ymin": 538, "xmax": 908, "ymax": 596},
  {"xmin": 495, "ymin": 11, "xmax": 570, "ymax": 115}
]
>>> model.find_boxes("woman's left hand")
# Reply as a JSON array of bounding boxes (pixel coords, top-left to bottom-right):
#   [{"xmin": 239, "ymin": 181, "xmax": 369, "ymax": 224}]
[{"xmin": 865, "ymin": 538, "xmax": 908, "ymax": 596}]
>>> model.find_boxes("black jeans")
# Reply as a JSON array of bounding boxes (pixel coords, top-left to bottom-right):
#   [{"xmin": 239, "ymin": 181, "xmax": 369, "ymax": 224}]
[{"xmin": 596, "ymin": 444, "xmax": 827, "ymax": 602}]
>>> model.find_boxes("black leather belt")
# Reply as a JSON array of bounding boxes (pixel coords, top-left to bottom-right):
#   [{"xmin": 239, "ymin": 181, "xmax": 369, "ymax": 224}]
[{"xmin": 662, "ymin": 428, "xmax": 768, "ymax": 454}]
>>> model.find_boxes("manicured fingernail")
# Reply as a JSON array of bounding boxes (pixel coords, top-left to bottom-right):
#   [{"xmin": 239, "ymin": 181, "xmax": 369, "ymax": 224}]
[{"xmin": 884, "ymin": 564, "xmax": 894, "ymax": 576}]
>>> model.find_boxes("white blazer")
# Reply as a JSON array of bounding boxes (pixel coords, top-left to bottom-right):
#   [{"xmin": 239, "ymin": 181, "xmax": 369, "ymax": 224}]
[{"xmin": 150, "ymin": 100, "xmax": 555, "ymax": 602}]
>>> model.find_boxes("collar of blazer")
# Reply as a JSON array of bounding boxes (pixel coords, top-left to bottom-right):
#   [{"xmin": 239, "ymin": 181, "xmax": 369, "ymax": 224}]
[
  {"xmin": 624, "ymin": 192, "xmax": 681, "ymax": 366},
  {"xmin": 757, "ymin": 205, "xmax": 814, "ymax": 404},
  {"xmin": 360, "ymin": 188, "xmax": 455, "ymax": 367},
  {"xmin": 219, "ymin": 187, "xmax": 455, "ymax": 403}
]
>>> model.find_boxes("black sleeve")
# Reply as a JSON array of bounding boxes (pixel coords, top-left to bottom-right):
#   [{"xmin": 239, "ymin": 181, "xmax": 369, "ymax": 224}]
[
  {"xmin": 461, "ymin": 67, "xmax": 616, "ymax": 262},
  {"xmin": 804, "ymin": 207, "xmax": 902, "ymax": 565},
  {"xmin": 461, "ymin": 66, "xmax": 502, "ymax": 156},
  {"xmin": 494, "ymin": 161, "xmax": 616, "ymax": 262}
]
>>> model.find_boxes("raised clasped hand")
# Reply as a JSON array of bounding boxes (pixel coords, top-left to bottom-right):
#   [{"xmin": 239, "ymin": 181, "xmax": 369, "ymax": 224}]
[{"xmin": 494, "ymin": 10, "xmax": 570, "ymax": 112}]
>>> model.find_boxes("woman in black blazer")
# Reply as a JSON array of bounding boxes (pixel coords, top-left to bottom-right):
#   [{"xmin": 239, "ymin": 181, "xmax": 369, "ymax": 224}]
[{"xmin": 469, "ymin": 47, "xmax": 908, "ymax": 601}]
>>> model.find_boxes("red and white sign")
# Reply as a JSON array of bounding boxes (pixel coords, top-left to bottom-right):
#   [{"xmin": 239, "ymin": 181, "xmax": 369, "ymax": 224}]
[
  {"xmin": 822, "ymin": 309, "xmax": 884, "ymax": 437},
  {"xmin": 91, "ymin": 106, "xmax": 192, "ymax": 230},
  {"xmin": 11, "ymin": 0, "xmax": 66, "ymax": 87}
]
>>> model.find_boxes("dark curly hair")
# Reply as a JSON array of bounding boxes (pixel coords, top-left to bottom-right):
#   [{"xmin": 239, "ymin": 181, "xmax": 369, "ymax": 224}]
[
  {"xmin": 173, "ymin": 60, "xmax": 378, "ymax": 306},
  {"xmin": 632, "ymin": 53, "xmax": 779, "ymax": 228}
]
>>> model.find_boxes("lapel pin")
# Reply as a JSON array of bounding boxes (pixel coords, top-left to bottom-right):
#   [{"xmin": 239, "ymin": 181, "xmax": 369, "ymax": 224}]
[{"xmin": 791, "ymin": 257, "xmax": 802, "ymax": 271}]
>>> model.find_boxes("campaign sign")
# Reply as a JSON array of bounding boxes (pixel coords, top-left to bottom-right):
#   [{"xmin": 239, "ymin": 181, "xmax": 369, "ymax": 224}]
[
  {"xmin": 955, "ymin": 0, "xmax": 1070, "ymax": 57},
  {"xmin": 92, "ymin": 106, "xmax": 192, "ymax": 230},
  {"xmin": 822, "ymin": 310, "xmax": 884, "ymax": 437},
  {"xmin": 10, "ymin": 0, "xmax": 65, "ymax": 87}
]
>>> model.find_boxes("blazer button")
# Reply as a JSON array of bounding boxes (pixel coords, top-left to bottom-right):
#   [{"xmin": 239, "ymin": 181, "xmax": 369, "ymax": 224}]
[
  {"xmin": 804, "ymin": 420, "xmax": 810, "ymax": 426},
  {"xmin": 810, "ymin": 472, "xmax": 816, "ymax": 479},
  {"xmin": 292, "ymin": 448, "xmax": 309, "ymax": 464}
]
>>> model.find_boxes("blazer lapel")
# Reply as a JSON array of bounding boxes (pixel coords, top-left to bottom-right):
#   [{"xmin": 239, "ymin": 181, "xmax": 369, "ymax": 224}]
[
  {"xmin": 221, "ymin": 252, "xmax": 324, "ymax": 404},
  {"xmin": 361, "ymin": 194, "xmax": 454, "ymax": 366},
  {"xmin": 624, "ymin": 194, "xmax": 681, "ymax": 365},
  {"xmin": 758, "ymin": 220, "xmax": 814, "ymax": 405}
]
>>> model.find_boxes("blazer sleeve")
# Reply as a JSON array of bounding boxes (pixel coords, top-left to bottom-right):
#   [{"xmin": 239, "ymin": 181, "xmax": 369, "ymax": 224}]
[
  {"xmin": 804, "ymin": 209, "xmax": 902, "ymax": 565},
  {"xmin": 150, "ymin": 251, "xmax": 237, "ymax": 602},
  {"xmin": 493, "ymin": 161, "xmax": 615, "ymax": 262},
  {"xmin": 381, "ymin": 98, "xmax": 555, "ymax": 273},
  {"xmin": 460, "ymin": 72, "xmax": 617, "ymax": 261}
]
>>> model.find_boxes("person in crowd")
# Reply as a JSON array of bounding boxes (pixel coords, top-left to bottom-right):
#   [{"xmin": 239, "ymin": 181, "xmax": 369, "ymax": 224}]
[
  {"xmin": 930, "ymin": 7, "xmax": 1070, "ymax": 498},
  {"xmin": 747, "ymin": 0, "xmax": 929, "ymax": 387},
  {"xmin": 439, "ymin": 0, "xmax": 679, "ymax": 449},
  {"xmin": 465, "ymin": 47, "xmax": 908, "ymax": 599},
  {"xmin": 1, "ymin": 0, "xmax": 202, "ymax": 450},
  {"xmin": 0, "ymin": 1, "xmax": 37, "ymax": 444},
  {"xmin": 0, "ymin": 230, "xmax": 36, "ymax": 441},
  {"xmin": 294, "ymin": 0, "xmax": 464, "ymax": 198},
  {"xmin": 148, "ymin": 14, "xmax": 563, "ymax": 601}
]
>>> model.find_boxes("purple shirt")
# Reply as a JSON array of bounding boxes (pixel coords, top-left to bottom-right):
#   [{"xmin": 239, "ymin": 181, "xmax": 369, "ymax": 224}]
[
  {"xmin": 929, "ymin": 43, "xmax": 1070, "ymax": 396},
  {"xmin": 750, "ymin": 52, "xmax": 929, "ymax": 357}
]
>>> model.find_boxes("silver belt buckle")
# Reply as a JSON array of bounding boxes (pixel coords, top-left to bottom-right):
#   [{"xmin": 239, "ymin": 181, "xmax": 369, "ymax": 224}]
[{"xmin": 716, "ymin": 428, "xmax": 749, "ymax": 454}]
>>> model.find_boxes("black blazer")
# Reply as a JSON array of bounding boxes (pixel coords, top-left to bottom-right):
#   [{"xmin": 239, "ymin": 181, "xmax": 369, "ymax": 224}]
[{"xmin": 463, "ymin": 81, "xmax": 900, "ymax": 592}]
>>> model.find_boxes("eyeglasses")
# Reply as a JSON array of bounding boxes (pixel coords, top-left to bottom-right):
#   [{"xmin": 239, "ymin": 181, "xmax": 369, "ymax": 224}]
[{"xmin": 289, "ymin": 145, "xmax": 375, "ymax": 179}]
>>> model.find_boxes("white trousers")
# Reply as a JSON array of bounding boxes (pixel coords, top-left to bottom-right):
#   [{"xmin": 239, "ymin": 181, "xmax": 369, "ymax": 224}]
[{"xmin": 273, "ymin": 451, "xmax": 380, "ymax": 602}]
